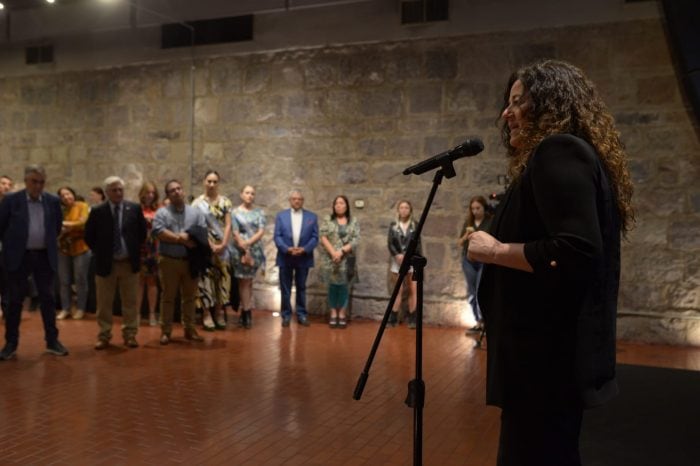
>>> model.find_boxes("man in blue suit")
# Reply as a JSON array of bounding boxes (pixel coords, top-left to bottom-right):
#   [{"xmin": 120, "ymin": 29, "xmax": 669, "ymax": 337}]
[
  {"xmin": 274, "ymin": 190, "xmax": 318, "ymax": 327},
  {"xmin": 0, "ymin": 165, "xmax": 69, "ymax": 360}
]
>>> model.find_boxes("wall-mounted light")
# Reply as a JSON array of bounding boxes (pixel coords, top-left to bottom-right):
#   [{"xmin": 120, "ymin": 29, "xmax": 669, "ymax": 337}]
[
  {"xmin": 46, "ymin": 0, "xmax": 56, "ymax": 4},
  {"xmin": 0, "ymin": 3, "xmax": 5, "ymax": 10}
]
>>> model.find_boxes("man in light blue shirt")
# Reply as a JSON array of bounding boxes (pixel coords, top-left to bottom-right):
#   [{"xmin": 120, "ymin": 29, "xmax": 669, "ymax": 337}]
[{"xmin": 152, "ymin": 179, "xmax": 207, "ymax": 345}]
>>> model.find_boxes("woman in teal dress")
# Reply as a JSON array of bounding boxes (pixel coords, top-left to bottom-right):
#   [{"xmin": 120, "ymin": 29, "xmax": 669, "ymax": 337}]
[
  {"xmin": 319, "ymin": 195, "xmax": 360, "ymax": 329},
  {"xmin": 231, "ymin": 185, "xmax": 266, "ymax": 329}
]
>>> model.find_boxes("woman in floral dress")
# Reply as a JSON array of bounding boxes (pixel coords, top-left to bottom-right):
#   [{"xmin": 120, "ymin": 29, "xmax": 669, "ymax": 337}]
[
  {"xmin": 231, "ymin": 185, "xmax": 266, "ymax": 329},
  {"xmin": 192, "ymin": 171, "xmax": 233, "ymax": 330},
  {"xmin": 319, "ymin": 195, "xmax": 360, "ymax": 329}
]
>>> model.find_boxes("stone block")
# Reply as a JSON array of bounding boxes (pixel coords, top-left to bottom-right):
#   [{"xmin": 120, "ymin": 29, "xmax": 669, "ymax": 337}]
[
  {"xmin": 195, "ymin": 97, "xmax": 219, "ymax": 125},
  {"xmin": 303, "ymin": 55, "xmax": 339, "ymax": 89},
  {"xmin": 408, "ymin": 83, "xmax": 442, "ymax": 114},
  {"xmin": 337, "ymin": 163, "xmax": 367, "ymax": 184},
  {"xmin": 668, "ymin": 218, "xmax": 700, "ymax": 250},
  {"xmin": 359, "ymin": 88, "xmax": 401, "ymax": 117},
  {"xmin": 243, "ymin": 64, "xmax": 270, "ymax": 94},
  {"xmin": 209, "ymin": 60, "xmax": 243, "ymax": 95},
  {"xmin": 425, "ymin": 49, "xmax": 458, "ymax": 80},
  {"xmin": 636, "ymin": 75, "xmax": 680, "ymax": 106},
  {"xmin": 337, "ymin": 52, "xmax": 385, "ymax": 87},
  {"xmin": 357, "ymin": 138, "xmax": 385, "ymax": 157}
]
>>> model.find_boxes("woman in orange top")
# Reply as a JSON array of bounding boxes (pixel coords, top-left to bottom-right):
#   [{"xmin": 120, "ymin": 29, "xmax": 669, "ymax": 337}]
[{"xmin": 57, "ymin": 186, "xmax": 90, "ymax": 320}]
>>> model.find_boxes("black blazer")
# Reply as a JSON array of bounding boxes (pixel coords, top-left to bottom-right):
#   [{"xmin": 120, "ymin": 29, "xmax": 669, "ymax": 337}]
[
  {"xmin": 478, "ymin": 134, "xmax": 620, "ymax": 410},
  {"xmin": 0, "ymin": 190, "xmax": 63, "ymax": 272},
  {"xmin": 85, "ymin": 201, "xmax": 147, "ymax": 276}
]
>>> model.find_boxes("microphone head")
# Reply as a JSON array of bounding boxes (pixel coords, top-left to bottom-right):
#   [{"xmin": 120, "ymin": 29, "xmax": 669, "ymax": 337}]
[{"xmin": 453, "ymin": 138, "xmax": 484, "ymax": 156}]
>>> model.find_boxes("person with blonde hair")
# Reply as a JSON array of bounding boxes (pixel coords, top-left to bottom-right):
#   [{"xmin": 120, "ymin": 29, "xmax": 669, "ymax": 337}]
[
  {"xmin": 468, "ymin": 60, "xmax": 634, "ymax": 465},
  {"xmin": 231, "ymin": 185, "xmax": 266, "ymax": 329},
  {"xmin": 137, "ymin": 181, "xmax": 162, "ymax": 326}
]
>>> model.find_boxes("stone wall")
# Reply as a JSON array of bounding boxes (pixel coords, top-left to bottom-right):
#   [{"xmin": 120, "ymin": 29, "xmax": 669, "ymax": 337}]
[{"xmin": 1, "ymin": 18, "xmax": 699, "ymax": 344}]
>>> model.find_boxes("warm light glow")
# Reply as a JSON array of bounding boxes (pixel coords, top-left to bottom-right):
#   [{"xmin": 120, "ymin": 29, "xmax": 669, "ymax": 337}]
[
  {"xmin": 45, "ymin": 0, "xmax": 56, "ymax": 4},
  {"xmin": 0, "ymin": 3, "xmax": 5, "ymax": 10}
]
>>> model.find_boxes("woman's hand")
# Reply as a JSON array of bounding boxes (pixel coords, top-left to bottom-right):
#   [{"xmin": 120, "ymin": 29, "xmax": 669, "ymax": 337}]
[
  {"xmin": 395, "ymin": 253, "xmax": 405, "ymax": 265},
  {"xmin": 332, "ymin": 249, "xmax": 343, "ymax": 263},
  {"xmin": 467, "ymin": 231, "xmax": 500, "ymax": 263}
]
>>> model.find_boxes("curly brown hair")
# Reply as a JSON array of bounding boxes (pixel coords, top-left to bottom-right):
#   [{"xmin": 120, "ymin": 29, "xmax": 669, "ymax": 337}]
[{"xmin": 499, "ymin": 60, "xmax": 634, "ymax": 233}]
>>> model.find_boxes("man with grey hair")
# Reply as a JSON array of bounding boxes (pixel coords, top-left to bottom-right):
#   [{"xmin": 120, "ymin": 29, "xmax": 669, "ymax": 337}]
[
  {"xmin": 0, "ymin": 165, "xmax": 68, "ymax": 360},
  {"xmin": 85, "ymin": 176, "xmax": 147, "ymax": 349},
  {"xmin": 273, "ymin": 189, "xmax": 319, "ymax": 327}
]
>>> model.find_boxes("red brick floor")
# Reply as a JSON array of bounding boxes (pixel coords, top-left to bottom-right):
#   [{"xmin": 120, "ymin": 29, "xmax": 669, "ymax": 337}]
[{"xmin": 1, "ymin": 310, "xmax": 699, "ymax": 465}]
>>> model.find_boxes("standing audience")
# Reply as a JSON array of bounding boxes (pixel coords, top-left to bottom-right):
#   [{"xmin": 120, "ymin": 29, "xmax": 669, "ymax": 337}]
[
  {"xmin": 231, "ymin": 185, "xmax": 266, "ymax": 329},
  {"xmin": 0, "ymin": 165, "xmax": 68, "ymax": 360},
  {"xmin": 137, "ymin": 181, "xmax": 161, "ymax": 326},
  {"xmin": 56, "ymin": 186, "xmax": 90, "ymax": 320},
  {"xmin": 319, "ymin": 195, "xmax": 359, "ymax": 329},
  {"xmin": 274, "ymin": 190, "xmax": 318, "ymax": 327},
  {"xmin": 192, "ymin": 171, "xmax": 233, "ymax": 330},
  {"xmin": 88, "ymin": 186, "xmax": 105, "ymax": 206},
  {"xmin": 457, "ymin": 196, "xmax": 492, "ymax": 332},
  {"xmin": 468, "ymin": 60, "xmax": 634, "ymax": 465},
  {"xmin": 152, "ymin": 179, "xmax": 208, "ymax": 345},
  {"xmin": 85, "ymin": 176, "xmax": 147, "ymax": 349},
  {"xmin": 387, "ymin": 200, "xmax": 422, "ymax": 328}
]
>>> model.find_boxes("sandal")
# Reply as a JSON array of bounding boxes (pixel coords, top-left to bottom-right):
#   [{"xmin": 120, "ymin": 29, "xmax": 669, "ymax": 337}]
[
  {"xmin": 202, "ymin": 313, "xmax": 216, "ymax": 331},
  {"xmin": 329, "ymin": 317, "xmax": 338, "ymax": 328},
  {"xmin": 337, "ymin": 318, "xmax": 347, "ymax": 329}
]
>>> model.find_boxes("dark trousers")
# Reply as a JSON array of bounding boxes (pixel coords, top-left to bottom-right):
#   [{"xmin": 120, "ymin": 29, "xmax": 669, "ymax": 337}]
[
  {"xmin": 497, "ymin": 405, "xmax": 583, "ymax": 466},
  {"xmin": 279, "ymin": 265, "xmax": 309, "ymax": 320},
  {"xmin": 0, "ymin": 251, "xmax": 8, "ymax": 314},
  {"xmin": 4, "ymin": 250, "xmax": 59, "ymax": 346}
]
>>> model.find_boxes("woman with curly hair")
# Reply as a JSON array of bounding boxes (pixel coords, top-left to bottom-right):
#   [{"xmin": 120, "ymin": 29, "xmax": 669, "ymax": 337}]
[{"xmin": 468, "ymin": 60, "xmax": 634, "ymax": 465}]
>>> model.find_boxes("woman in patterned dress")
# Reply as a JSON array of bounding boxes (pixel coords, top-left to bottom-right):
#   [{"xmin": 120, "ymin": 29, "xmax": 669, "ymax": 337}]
[
  {"xmin": 319, "ymin": 195, "xmax": 360, "ymax": 329},
  {"xmin": 192, "ymin": 171, "xmax": 233, "ymax": 330},
  {"xmin": 137, "ymin": 181, "xmax": 162, "ymax": 326},
  {"xmin": 231, "ymin": 185, "xmax": 266, "ymax": 329}
]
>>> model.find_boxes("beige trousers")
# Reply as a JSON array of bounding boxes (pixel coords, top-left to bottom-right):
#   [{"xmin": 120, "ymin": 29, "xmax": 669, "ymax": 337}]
[
  {"xmin": 96, "ymin": 260, "xmax": 139, "ymax": 342},
  {"xmin": 158, "ymin": 255, "xmax": 198, "ymax": 335}
]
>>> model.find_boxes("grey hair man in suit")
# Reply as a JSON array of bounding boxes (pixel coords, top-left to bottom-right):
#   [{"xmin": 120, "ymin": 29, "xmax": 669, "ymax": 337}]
[
  {"xmin": 85, "ymin": 176, "xmax": 147, "ymax": 350},
  {"xmin": 0, "ymin": 165, "xmax": 68, "ymax": 360}
]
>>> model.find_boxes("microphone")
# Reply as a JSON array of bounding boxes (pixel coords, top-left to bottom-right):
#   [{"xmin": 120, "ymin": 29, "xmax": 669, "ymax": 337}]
[{"xmin": 403, "ymin": 138, "xmax": 484, "ymax": 175}]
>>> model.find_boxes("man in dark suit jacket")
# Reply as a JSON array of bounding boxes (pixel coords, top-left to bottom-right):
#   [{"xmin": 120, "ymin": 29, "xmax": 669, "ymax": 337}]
[
  {"xmin": 0, "ymin": 165, "xmax": 68, "ymax": 360},
  {"xmin": 0, "ymin": 174, "xmax": 14, "ymax": 319},
  {"xmin": 85, "ymin": 176, "xmax": 147, "ymax": 349},
  {"xmin": 273, "ymin": 190, "xmax": 318, "ymax": 327}
]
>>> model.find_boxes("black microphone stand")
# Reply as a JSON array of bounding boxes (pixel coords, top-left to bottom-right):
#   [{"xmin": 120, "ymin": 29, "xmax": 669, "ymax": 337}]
[{"xmin": 354, "ymin": 161, "xmax": 458, "ymax": 466}]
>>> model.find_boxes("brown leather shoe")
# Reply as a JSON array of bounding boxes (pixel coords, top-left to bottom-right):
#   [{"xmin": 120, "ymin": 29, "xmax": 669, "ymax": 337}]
[
  {"xmin": 94, "ymin": 340, "xmax": 109, "ymax": 350},
  {"xmin": 159, "ymin": 334, "xmax": 170, "ymax": 345},
  {"xmin": 184, "ymin": 329, "xmax": 204, "ymax": 342},
  {"xmin": 124, "ymin": 337, "xmax": 139, "ymax": 348}
]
